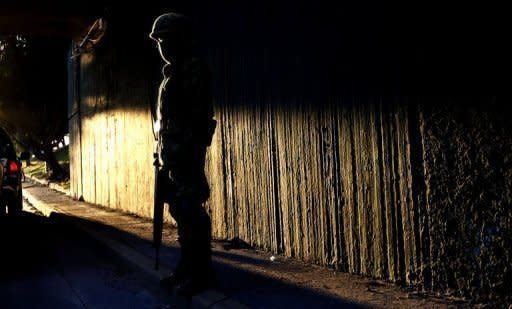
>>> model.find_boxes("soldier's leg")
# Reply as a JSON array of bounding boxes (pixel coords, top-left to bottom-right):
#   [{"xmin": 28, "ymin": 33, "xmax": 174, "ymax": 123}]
[
  {"xmin": 183, "ymin": 146, "xmax": 213, "ymax": 271},
  {"xmin": 160, "ymin": 219, "xmax": 185, "ymax": 287},
  {"xmin": 175, "ymin": 150, "xmax": 216, "ymax": 295},
  {"xmin": 161, "ymin": 144, "xmax": 214, "ymax": 294},
  {"xmin": 175, "ymin": 196, "xmax": 216, "ymax": 295},
  {"xmin": 162, "ymin": 195, "xmax": 214, "ymax": 291},
  {"xmin": 180, "ymin": 198, "xmax": 213, "ymax": 267},
  {"xmin": 161, "ymin": 155, "xmax": 210, "ymax": 287},
  {"xmin": 160, "ymin": 175, "xmax": 189, "ymax": 288}
]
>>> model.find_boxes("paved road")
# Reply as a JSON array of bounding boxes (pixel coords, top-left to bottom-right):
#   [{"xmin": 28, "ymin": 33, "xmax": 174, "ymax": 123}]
[{"xmin": 0, "ymin": 204, "xmax": 167, "ymax": 309}]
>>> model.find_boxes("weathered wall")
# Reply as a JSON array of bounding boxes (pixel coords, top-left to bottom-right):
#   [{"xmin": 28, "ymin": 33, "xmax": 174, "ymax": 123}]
[
  {"xmin": 419, "ymin": 98, "xmax": 512, "ymax": 304},
  {"xmin": 68, "ymin": 4, "xmax": 510, "ymax": 305},
  {"xmin": 68, "ymin": 33, "xmax": 163, "ymax": 220},
  {"xmin": 205, "ymin": 97, "xmax": 422, "ymax": 283}
]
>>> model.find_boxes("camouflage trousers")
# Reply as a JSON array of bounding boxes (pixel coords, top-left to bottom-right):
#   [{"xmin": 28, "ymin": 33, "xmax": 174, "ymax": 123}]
[{"xmin": 161, "ymin": 144, "xmax": 214, "ymax": 278}]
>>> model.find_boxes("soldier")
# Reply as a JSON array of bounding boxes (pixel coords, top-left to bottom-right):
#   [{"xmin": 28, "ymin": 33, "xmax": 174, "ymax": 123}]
[{"xmin": 150, "ymin": 13, "xmax": 216, "ymax": 296}]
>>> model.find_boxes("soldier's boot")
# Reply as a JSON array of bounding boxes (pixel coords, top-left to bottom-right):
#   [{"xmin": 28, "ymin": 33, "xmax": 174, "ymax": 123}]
[
  {"xmin": 160, "ymin": 255, "xmax": 188, "ymax": 288},
  {"xmin": 160, "ymin": 238, "xmax": 189, "ymax": 288},
  {"xmin": 160, "ymin": 271, "xmax": 186, "ymax": 289}
]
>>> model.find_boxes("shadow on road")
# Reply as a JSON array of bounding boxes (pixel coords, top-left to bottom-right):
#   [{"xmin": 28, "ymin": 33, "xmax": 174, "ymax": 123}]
[
  {"xmin": 31, "ymin": 211, "xmax": 367, "ymax": 308},
  {"xmin": 0, "ymin": 212, "xmax": 165, "ymax": 309},
  {"xmin": 0, "ymin": 213, "xmax": 56, "ymax": 279},
  {"xmin": 1, "ymin": 211, "xmax": 369, "ymax": 308}
]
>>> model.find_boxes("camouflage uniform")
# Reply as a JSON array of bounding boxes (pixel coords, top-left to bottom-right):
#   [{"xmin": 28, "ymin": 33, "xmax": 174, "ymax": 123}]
[{"xmin": 151, "ymin": 13, "xmax": 216, "ymax": 290}]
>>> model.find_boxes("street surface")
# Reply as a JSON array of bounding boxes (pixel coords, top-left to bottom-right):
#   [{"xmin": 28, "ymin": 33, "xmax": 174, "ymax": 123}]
[
  {"xmin": 0, "ymin": 203, "xmax": 167, "ymax": 309},
  {"xmin": 18, "ymin": 180, "xmax": 462, "ymax": 309}
]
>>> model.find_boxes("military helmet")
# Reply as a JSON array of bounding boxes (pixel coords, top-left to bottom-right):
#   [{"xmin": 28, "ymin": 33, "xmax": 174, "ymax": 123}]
[{"xmin": 149, "ymin": 13, "xmax": 192, "ymax": 41}]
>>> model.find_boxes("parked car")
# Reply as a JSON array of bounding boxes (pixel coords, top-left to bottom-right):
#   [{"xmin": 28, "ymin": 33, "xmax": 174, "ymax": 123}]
[{"xmin": 0, "ymin": 128, "xmax": 29, "ymax": 216}]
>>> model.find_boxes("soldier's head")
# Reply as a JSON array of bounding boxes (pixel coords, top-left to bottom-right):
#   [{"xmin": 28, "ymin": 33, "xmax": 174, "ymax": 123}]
[{"xmin": 150, "ymin": 13, "xmax": 194, "ymax": 62}]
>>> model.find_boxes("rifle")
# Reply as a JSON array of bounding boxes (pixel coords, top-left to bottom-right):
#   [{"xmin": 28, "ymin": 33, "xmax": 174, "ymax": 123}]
[{"xmin": 153, "ymin": 153, "xmax": 165, "ymax": 270}]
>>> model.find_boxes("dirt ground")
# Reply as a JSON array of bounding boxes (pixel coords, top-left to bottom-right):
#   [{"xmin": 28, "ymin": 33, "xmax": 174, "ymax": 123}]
[{"xmin": 123, "ymin": 218, "xmax": 472, "ymax": 308}]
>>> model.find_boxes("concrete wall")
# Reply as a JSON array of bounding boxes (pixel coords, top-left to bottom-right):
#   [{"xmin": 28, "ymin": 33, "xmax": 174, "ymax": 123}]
[
  {"xmin": 419, "ymin": 99, "xmax": 511, "ymax": 303},
  {"xmin": 206, "ymin": 97, "xmax": 429, "ymax": 283},
  {"xmin": 68, "ymin": 36, "xmax": 161, "ymax": 220},
  {"xmin": 67, "ymin": 4, "xmax": 510, "ymax": 305}
]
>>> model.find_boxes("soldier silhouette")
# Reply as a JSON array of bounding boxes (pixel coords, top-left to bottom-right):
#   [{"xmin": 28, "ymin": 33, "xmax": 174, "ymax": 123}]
[{"xmin": 150, "ymin": 13, "xmax": 217, "ymax": 296}]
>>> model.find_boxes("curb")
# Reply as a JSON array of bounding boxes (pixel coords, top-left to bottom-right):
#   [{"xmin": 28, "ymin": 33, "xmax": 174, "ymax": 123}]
[
  {"xmin": 23, "ymin": 187, "xmax": 249, "ymax": 309},
  {"xmin": 24, "ymin": 175, "xmax": 69, "ymax": 195}
]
